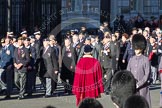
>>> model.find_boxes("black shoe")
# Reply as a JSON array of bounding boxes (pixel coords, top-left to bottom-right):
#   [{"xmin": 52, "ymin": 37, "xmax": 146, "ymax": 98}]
[
  {"xmin": 105, "ymin": 92, "xmax": 109, "ymax": 95},
  {"xmin": 4, "ymin": 95, "xmax": 11, "ymax": 99},
  {"xmin": 32, "ymin": 88, "xmax": 36, "ymax": 92},
  {"xmin": 26, "ymin": 93, "xmax": 32, "ymax": 97},
  {"xmin": 18, "ymin": 95, "xmax": 24, "ymax": 100},
  {"xmin": 43, "ymin": 95, "xmax": 50, "ymax": 98},
  {"xmin": 0, "ymin": 89, "xmax": 6, "ymax": 95},
  {"xmin": 67, "ymin": 91, "xmax": 72, "ymax": 95}
]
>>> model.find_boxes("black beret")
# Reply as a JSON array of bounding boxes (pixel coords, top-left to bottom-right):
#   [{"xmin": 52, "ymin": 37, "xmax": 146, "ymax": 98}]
[
  {"xmin": 132, "ymin": 34, "xmax": 147, "ymax": 50},
  {"xmin": 90, "ymin": 35, "xmax": 96, "ymax": 39},
  {"xmin": 85, "ymin": 37, "xmax": 91, "ymax": 41},
  {"xmin": 24, "ymin": 37, "xmax": 30, "ymax": 41},
  {"xmin": 84, "ymin": 45, "xmax": 93, "ymax": 53},
  {"xmin": 29, "ymin": 35, "xmax": 35, "ymax": 39},
  {"xmin": 66, "ymin": 31, "xmax": 71, "ymax": 35}
]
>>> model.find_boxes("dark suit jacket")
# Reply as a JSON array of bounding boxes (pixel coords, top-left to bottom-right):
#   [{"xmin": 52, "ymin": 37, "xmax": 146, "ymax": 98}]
[
  {"xmin": 123, "ymin": 42, "xmax": 135, "ymax": 62},
  {"xmin": 30, "ymin": 44, "xmax": 37, "ymax": 66},
  {"xmin": 61, "ymin": 45, "xmax": 76, "ymax": 79},
  {"xmin": 52, "ymin": 44, "xmax": 62, "ymax": 69},
  {"xmin": 100, "ymin": 44, "xmax": 112, "ymax": 69},
  {"xmin": 110, "ymin": 41, "xmax": 120, "ymax": 58},
  {"xmin": 25, "ymin": 45, "xmax": 36, "ymax": 68},
  {"xmin": 94, "ymin": 42, "xmax": 102, "ymax": 60},
  {"xmin": 62, "ymin": 45, "xmax": 76, "ymax": 69},
  {"xmin": 98, "ymin": 30, "xmax": 104, "ymax": 41},
  {"xmin": 35, "ymin": 39, "xmax": 42, "ymax": 60},
  {"xmin": 42, "ymin": 46, "xmax": 58, "ymax": 78},
  {"xmin": 14, "ymin": 46, "xmax": 30, "ymax": 72},
  {"xmin": 110, "ymin": 41, "xmax": 120, "ymax": 70},
  {"xmin": 72, "ymin": 42, "xmax": 81, "ymax": 57}
]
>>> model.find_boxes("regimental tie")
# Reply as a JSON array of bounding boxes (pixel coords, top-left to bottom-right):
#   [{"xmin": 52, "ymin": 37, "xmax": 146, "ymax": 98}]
[
  {"xmin": 104, "ymin": 42, "xmax": 110, "ymax": 50},
  {"xmin": 18, "ymin": 48, "xmax": 21, "ymax": 58},
  {"xmin": 43, "ymin": 47, "xmax": 49, "ymax": 55}
]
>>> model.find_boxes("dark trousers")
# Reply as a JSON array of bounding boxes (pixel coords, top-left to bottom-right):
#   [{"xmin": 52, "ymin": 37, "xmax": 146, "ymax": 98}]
[
  {"xmin": 45, "ymin": 77, "xmax": 57, "ymax": 95},
  {"xmin": 0, "ymin": 69, "xmax": 6, "ymax": 90},
  {"xmin": 5, "ymin": 67, "xmax": 13, "ymax": 96},
  {"xmin": 35, "ymin": 59, "xmax": 46, "ymax": 89},
  {"xmin": 0, "ymin": 67, "xmax": 13, "ymax": 96},
  {"xmin": 118, "ymin": 55, "xmax": 127, "ymax": 70},
  {"xmin": 102, "ymin": 68, "xmax": 113, "ymax": 92},
  {"xmin": 14, "ymin": 71, "xmax": 26, "ymax": 96},
  {"xmin": 26, "ymin": 69, "xmax": 36, "ymax": 94},
  {"xmin": 61, "ymin": 74, "xmax": 73, "ymax": 94},
  {"xmin": 51, "ymin": 75, "xmax": 58, "ymax": 93},
  {"xmin": 160, "ymin": 73, "xmax": 162, "ymax": 106}
]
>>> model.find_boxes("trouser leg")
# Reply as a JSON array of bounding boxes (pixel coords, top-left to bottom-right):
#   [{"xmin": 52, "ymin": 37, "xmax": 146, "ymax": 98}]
[
  {"xmin": 104, "ymin": 68, "xmax": 113, "ymax": 92},
  {"xmin": 32, "ymin": 70, "xmax": 36, "ymax": 91},
  {"xmin": 19, "ymin": 72, "xmax": 26, "ymax": 96},
  {"xmin": 151, "ymin": 66, "xmax": 157, "ymax": 84},
  {"xmin": 51, "ymin": 79, "xmax": 56, "ymax": 94},
  {"xmin": 61, "ymin": 78, "xmax": 68, "ymax": 93},
  {"xmin": 102, "ymin": 68, "xmax": 108, "ymax": 92},
  {"xmin": 14, "ymin": 71, "xmax": 20, "ymax": 89},
  {"xmin": 5, "ymin": 68, "xmax": 13, "ymax": 96},
  {"xmin": 26, "ymin": 71, "xmax": 33, "ymax": 94},
  {"xmin": 0, "ymin": 69, "xmax": 6, "ymax": 90},
  {"xmin": 39, "ymin": 77, "xmax": 46, "ymax": 89},
  {"xmin": 46, "ymin": 78, "xmax": 52, "ymax": 96},
  {"xmin": 67, "ymin": 75, "xmax": 73, "ymax": 94},
  {"xmin": 160, "ymin": 73, "xmax": 162, "ymax": 106}
]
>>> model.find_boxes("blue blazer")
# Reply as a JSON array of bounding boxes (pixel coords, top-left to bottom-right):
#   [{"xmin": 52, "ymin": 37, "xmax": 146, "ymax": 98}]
[
  {"xmin": 0, "ymin": 44, "xmax": 14, "ymax": 69},
  {"xmin": 123, "ymin": 42, "xmax": 135, "ymax": 62}
]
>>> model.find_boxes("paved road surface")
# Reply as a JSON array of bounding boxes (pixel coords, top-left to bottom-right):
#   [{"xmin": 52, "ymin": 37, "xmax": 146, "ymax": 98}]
[{"xmin": 0, "ymin": 81, "xmax": 161, "ymax": 108}]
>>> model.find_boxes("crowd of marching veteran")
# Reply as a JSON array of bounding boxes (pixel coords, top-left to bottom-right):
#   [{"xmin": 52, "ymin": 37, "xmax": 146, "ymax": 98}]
[{"xmin": 0, "ymin": 20, "xmax": 162, "ymax": 107}]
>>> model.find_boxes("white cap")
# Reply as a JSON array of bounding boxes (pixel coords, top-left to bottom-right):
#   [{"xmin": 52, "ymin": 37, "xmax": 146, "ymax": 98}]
[
  {"xmin": 20, "ymin": 31, "xmax": 27, "ymax": 35},
  {"xmin": 34, "ymin": 31, "xmax": 41, "ymax": 35}
]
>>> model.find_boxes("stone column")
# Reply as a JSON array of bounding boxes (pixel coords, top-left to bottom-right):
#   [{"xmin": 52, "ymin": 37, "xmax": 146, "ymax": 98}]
[
  {"xmin": 75, "ymin": 0, "xmax": 82, "ymax": 12},
  {"xmin": 7, "ymin": 0, "xmax": 11, "ymax": 32}
]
